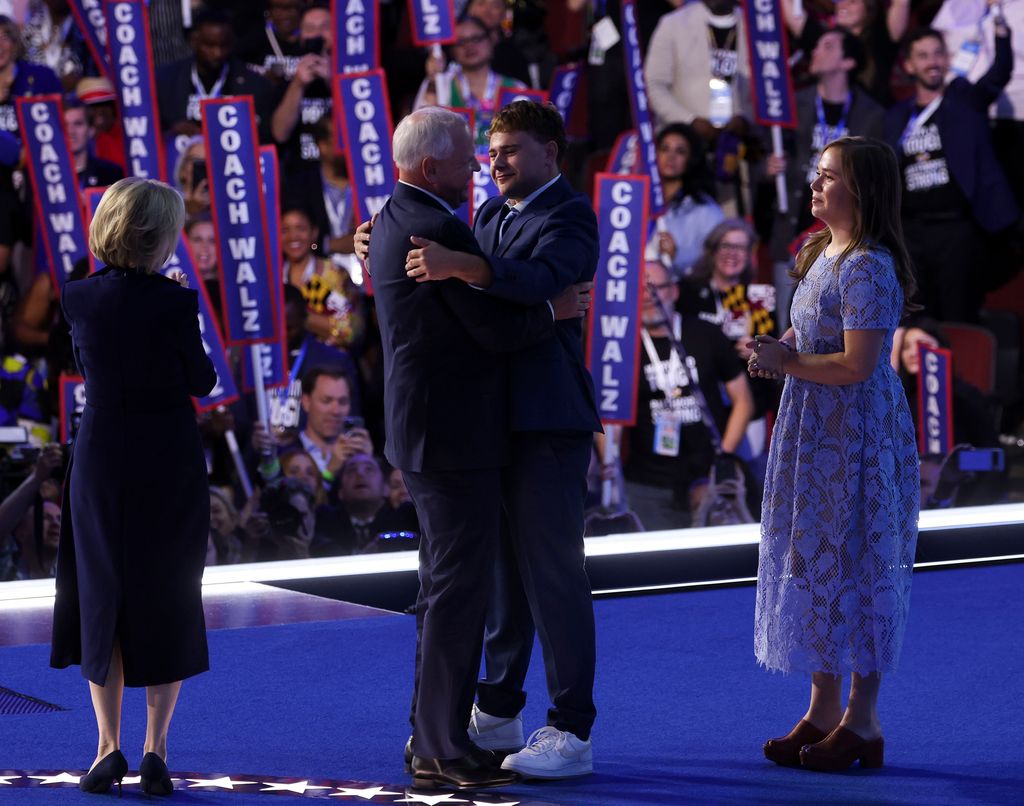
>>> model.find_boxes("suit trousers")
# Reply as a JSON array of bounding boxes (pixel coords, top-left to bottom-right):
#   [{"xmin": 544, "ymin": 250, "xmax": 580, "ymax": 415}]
[
  {"xmin": 477, "ymin": 431, "xmax": 597, "ymax": 740},
  {"xmin": 405, "ymin": 467, "xmax": 503, "ymax": 760}
]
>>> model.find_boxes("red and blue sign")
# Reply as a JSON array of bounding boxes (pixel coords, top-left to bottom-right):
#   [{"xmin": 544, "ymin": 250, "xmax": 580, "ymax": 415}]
[
  {"xmin": 334, "ymin": 70, "xmax": 397, "ymax": 225},
  {"xmin": 105, "ymin": 0, "xmax": 166, "ymax": 179},
  {"xmin": 586, "ymin": 173, "xmax": 649, "ymax": 426},
  {"xmin": 471, "ymin": 154, "xmax": 500, "ymax": 225},
  {"xmin": 549, "ymin": 63, "xmax": 582, "ymax": 123},
  {"xmin": 918, "ymin": 343, "xmax": 954, "ymax": 456},
  {"xmin": 741, "ymin": 0, "xmax": 797, "ymax": 128},
  {"xmin": 58, "ymin": 374, "xmax": 86, "ymax": 443},
  {"xmin": 620, "ymin": 0, "xmax": 665, "ymax": 215},
  {"xmin": 332, "ymin": 0, "xmax": 380, "ymax": 74},
  {"xmin": 496, "ymin": 86, "xmax": 548, "ymax": 112},
  {"xmin": 69, "ymin": 0, "xmax": 110, "ymax": 81},
  {"xmin": 407, "ymin": 0, "xmax": 456, "ymax": 46},
  {"xmin": 607, "ymin": 130, "xmax": 640, "ymax": 175},
  {"xmin": 202, "ymin": 97, "xmax": 279, "ymax": 346},
  {"xmin": 162, "ymin": 236, "xmax": 240, "ymax": 412},
  {"xmin": 83, "ymin": 186, "xmax": 107, "ymax": 273},
  {"xmin": 241, "ymin": 146, "xmax": 290, "ymax": 393},
  {"xmin": 16, "ymin": 96, "xmax": 90, "ymax": 292}
]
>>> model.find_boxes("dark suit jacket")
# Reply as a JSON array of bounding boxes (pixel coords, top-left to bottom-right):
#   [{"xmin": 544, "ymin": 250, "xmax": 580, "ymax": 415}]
[
  {"xmin": 51, "ymin": 267, "xmax": 217, "ymax": 687},
  {"xmin": 370, "ymin": 181, "xmax": 556, "ymax": 473},
  {"xmin": 884, "ymin": 32, "xmax": 1019, "ymax": 233},
  {"xmin": 474, "ymin": 176, "xmax": 602, "ymax": 433}
]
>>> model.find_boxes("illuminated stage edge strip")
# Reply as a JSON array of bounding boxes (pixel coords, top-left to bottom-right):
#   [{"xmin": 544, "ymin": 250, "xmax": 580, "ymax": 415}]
[{"xmin": 1, "ymin": 503, "xmax": 1021, "ymax": 608}]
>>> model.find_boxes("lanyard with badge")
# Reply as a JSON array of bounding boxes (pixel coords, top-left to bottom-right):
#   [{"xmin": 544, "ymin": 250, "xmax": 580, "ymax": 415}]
[
  {"xmin": 708, "ymin": 19, "xmax": 738, "ymax": 127},
  {"xmin": 951, "ymin": 5, "xmax": 992, "ymax": 77},
  {"xmin": 457, "ymin": 68, "xmax": 498, "ymax": 113},
  {"xmin": 806, "ymin": 93, "xmax": 852, "ymax": 183},
  {"xmin": 323, "ymin": 182, "xmax": 351, "ymax": 238},
  {"xmin": 188, "ymin": 64, "xmax": 228, "ymax": 120},
  {"xmin": 641, "ymin": 322, "xmax": 687, "ymax": 457}
]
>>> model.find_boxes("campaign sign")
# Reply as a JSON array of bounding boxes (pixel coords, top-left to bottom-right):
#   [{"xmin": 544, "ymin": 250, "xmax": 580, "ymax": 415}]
[
  {"xmin": 741, "ymin": 0, "xmax": 797, "ymax": 127},
  {"xmin": 332, "ymin": 0, "xmax": 380, "ymax": 74},
  {"xmin": 241, "ymin": 146, "xmax": 290, "ymax": 393},
  {"xmin": 918, "ymin": 343, "xmax": 954, "ymax": 456},
  {"xmin": 471, "ymin": 154, "xmax": 500, "ymax": 225},
  {"xmin": 549, "ymin": 63, "xmax": 582, "ymax": 123},
  {"xmin": 105, "ymin": 0, "xmax": 166, "ymax": 179},
  {"xmin": 58, "ymin": 374, "xmax": 87, "ymax": 443},
  {"xmin": 83, "ymin": 186, "xmax": 107, "ymax": 273},
  {"xmin": 69, "ymin": 0, "xmax": 110, "ymax": 80},
  {"xmin": 162, "ymin": 236, "xmax": 240, "ymax": 412},
  {"xmin": 496, "ymin": 86, "xmax": 549, "ymax": 111},
  {"xmin": 16, "ymin": 96, "xmax": 90, "ymax": 292},
  {"xmin": 607, "ymin": 129, "xmax": 640, "ymax": 175},
  {"xmin": 334, "ymin": 70, "xmax": 397, "ymax": 225},
  {"xmin": 586, "ymin": 174, "xmax": 649, "ymax": 426},
  {"xmin": 408, "ymin": 0, "xmax": 456, "ymax": 46},
  {"xmin": 164, "ymin": 131, "xmax": 192, "ymax": 190},
  {"xmin": 202, "ymin": 98, "xmax": 279, "ymax": 346},
  {"xmin": 620, "ymin": 0, "xmax": 665, "ymax": 214}
]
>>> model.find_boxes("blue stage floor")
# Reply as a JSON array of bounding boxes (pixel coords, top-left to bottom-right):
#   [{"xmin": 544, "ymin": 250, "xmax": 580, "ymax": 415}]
[{"xmin": 0, "ymin": 562, "xmax": 1021, "ymax": 805}]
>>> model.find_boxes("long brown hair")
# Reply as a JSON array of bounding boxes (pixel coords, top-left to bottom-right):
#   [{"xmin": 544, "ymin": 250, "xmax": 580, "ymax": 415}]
[{"xmin": 791, "ymin": 136, "xmax": 916, "ymax": 309}]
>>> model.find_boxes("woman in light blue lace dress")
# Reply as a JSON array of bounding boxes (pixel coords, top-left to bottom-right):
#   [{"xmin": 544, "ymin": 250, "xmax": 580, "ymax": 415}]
[{"xmin": 747, "ymin": 137, "xmax": 919, "ymax": 772}]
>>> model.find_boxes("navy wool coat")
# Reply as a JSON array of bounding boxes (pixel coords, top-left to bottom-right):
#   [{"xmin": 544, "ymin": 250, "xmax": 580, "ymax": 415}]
[{"xmin": 51, "ymin": 267, "xmax": 217, "ymax": 687}]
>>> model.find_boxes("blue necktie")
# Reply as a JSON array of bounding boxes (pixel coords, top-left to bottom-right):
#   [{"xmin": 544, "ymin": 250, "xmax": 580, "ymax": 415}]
[{"xmin": 498, "ymin": 205, "xmax": 520, "ymax": 244}]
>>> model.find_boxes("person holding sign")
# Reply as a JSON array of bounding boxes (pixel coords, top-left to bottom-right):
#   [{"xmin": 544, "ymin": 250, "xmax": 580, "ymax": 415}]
[
  {"xmin": 50, "ymin": 178, "xmax": 217, "ymax": 796},
  {"xmin": 748, "ymin": 137, "xmax": 919, "ymax": 771}
]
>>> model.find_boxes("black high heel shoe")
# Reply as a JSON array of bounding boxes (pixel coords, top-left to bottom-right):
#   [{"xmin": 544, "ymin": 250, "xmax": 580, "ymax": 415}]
[
  {"xmin": 79, "ymin": 749, "xmax": 128, "ymax": 795},
  {"xmin": 139, "ymin": 752, "xmax": 174, "ymax": 796},
  {"xmin": 139, "ymin": 753, "xmax": 174, "ymax": 796}
]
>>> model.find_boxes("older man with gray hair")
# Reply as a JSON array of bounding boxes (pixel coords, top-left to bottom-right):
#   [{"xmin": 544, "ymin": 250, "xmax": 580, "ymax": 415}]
[{"xmin": 368, "ymin": 107, "xmax": 588, "ymax": 790}]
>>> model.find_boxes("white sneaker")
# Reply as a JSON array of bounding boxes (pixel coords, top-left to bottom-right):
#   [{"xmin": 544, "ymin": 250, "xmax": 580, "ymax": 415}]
[
  {"xmin": 500, "ymin": 726, "xmax": 593, "ymax": 779},
  {"xmin": 468, "ymin": 704, "xmax": 525, "ymax": 751}
]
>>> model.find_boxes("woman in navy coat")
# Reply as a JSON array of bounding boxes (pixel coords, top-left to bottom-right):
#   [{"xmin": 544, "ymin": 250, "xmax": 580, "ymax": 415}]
[{"xmin": 50, "ymin": 177, "xmax": 217, "ymax": 795}]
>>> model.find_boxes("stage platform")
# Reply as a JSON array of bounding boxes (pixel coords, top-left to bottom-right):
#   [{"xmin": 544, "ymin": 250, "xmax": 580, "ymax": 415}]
[{"xmin": 0, "ymin": 504, "xmax": 1022, "ymax": 804}]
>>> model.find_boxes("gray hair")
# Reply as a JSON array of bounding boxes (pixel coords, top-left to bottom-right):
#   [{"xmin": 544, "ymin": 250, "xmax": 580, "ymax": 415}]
[
  {"xmin": 89, "ymin": 177, "xmax": 186, "ymax": 272},
  {"xmin": 392, "ymin": 107, "xmax": 469, "ymax": 171}
]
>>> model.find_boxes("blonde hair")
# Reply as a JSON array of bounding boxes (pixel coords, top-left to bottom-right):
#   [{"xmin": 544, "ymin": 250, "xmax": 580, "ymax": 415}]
[{"xmin": 89, "ymin": 177, "xmax": 185, "ymax": 272}]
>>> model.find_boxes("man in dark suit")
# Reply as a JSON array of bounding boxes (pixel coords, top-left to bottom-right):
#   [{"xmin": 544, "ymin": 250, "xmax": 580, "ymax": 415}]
[
  {"xmin": 370, "ymin": 106, "xmax": 589, "ymax": 790},
  {"xmin": 401, "ymin": 101, "xmax": 602, "ymax": 779},
  {"xmin": 884, "ymin": 24, "xmax": 1018, "ymax": 322}
]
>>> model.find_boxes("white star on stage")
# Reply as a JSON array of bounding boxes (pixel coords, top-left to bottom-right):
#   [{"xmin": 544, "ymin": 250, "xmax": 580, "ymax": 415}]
[
  {"xmin": 122, "ymin": 776, "xmax": 142, "ymax": 785},
  {"xmin": 185, "ymin": 775, "xmax": 258, "ymax": 789},
  {"xmin": 0, "ymin": 775, "xmax": 21, "ymax": 785},
  {"xmin": 260, "ymin": 779, "xmax": 332, "ymax": 794},
  {"xmin": 29, "ymin": 772, "xmax": 81, "ymax": 785},
  {"xmin": 330, "ymin": 785, "xmax": 403, "ymax": 799},
  {"xmin": 395, "ymin": 794, "xmax": 469, "ymax": 805}
]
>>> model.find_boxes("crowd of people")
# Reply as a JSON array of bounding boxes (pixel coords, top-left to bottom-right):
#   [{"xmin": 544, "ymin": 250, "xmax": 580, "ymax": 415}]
[{"xmin": 1, "ymin": 0, "xmax": 1021, "ymax": 579}]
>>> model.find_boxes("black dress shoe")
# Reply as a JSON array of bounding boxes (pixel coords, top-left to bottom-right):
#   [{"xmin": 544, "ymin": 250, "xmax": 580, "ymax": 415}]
[
  {"xmin": 411, "ymin": 753, "xmax": 518, "ymax": 789},
  {"xmin": 79, "ymin": 749, "xmax": 128, "ymax": 795},
  {"xmin": 404, "ymin": 737, "xmax": 500, "ymax": 774},
  {"xmin": 139, "ymin": 752, "xmax": 174, "ymax": 796}
]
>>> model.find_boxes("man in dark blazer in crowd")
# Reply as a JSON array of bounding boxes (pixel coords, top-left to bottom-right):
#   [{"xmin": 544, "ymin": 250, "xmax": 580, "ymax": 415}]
[
  {"xmin": 369, "ymin": 106, "xmax": 589, "ymax": 790},
  {"xmin": 884, "ymin": 23, "xmax": 1019, "ymax": 321},
  {"xmin": 400, "ymin": 101, "xmax": 602, "ymax": 780}
]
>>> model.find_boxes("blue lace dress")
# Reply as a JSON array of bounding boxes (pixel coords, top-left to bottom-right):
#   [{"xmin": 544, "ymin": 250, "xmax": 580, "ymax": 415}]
[{"xmin": 754, "ymin": 247, "xmax": 920, "ymax": 675}]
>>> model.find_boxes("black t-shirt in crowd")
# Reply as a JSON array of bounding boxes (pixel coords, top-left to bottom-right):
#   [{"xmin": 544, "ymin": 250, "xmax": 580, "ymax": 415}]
[
  {"xmin": 281, "ymin": 77, "xmax": 332, "ymax": 171},
  {"xmin": 899, "ymin": 101, "xmax": 971, "ymax": 220},
  {"xmin": 709, "ymin": 23, "xmax": 739, "ymax": 82},
  {"xmin": 625, "ymin": 316, "xmax": 745, "ymax": 500},
  {"xmin": 238, "ymin": 25, "xmax": 305, "ymax": 83}
]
